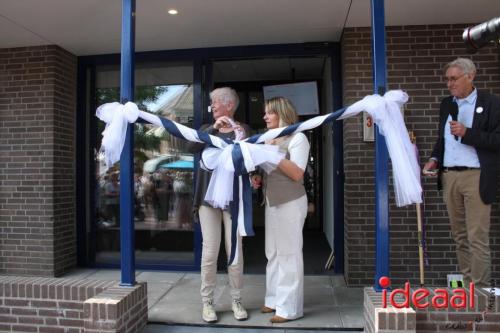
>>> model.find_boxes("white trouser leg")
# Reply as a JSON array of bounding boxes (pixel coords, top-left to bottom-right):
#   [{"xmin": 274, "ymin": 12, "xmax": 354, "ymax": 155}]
[
  {"xmin": 265, "ymin": 195, "xmax": 307, "ymax": 319},
  {"xmin": 265, "ymin": 204, "xmax": 278, "ymax": 309}
]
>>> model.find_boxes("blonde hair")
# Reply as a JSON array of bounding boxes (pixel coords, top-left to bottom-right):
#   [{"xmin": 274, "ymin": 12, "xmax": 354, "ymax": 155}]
[{"xmin": 265, "ymin": 97, "xmax": 298, "ymax": 127}]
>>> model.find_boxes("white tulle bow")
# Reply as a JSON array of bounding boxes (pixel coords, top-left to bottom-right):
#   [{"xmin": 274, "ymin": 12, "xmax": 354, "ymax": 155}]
[
  {"xmin": 96, "ymin": 102, "xmax": 140, "ymax": 168},
  {"xmin": 340, "ymin": 90, "xmax": 422, "ymax": 206}
]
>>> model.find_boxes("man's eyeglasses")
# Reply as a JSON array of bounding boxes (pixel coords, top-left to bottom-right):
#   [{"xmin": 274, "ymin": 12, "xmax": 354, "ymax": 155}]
[{"xmin": 444, "ymin": 73, "xmax": 466, "ymax": 83}]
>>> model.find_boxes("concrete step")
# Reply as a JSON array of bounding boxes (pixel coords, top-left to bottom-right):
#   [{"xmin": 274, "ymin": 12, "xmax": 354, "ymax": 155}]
[{"xmin": 142, "ymin": 323, "xmax": 364, "ymax": 333}]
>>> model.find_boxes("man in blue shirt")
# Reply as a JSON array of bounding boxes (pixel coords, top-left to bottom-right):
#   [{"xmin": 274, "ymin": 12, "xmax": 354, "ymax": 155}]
[{"xmin": 423, "ymin": 58, "xmax": 500, "ymax": 287}]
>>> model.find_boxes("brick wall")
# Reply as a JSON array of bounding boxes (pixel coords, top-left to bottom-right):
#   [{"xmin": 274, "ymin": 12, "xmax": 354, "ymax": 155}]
[
  {"xmin": 0, "ymin": 45, "xmax": 77, "ymax": 276},
  {"xmin": 84, "ymin": 285, "xmax": 148, "ymax": 333},
  {"xmin": 0, "ymin": 276, "xmax": 147, "ymax": 333},
  {"xmin": 364, "ymin": 288, "xmax": 415, "ymax": 333},
  {"xmin": 342, "ymin": 24, "xmax": 500, "ymax": 286}
]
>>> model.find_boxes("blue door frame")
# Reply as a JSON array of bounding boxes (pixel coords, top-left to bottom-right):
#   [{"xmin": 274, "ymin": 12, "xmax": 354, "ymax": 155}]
[{"xmin": 76, "ymin": 41, "xmax": 345, "ymax": 275}]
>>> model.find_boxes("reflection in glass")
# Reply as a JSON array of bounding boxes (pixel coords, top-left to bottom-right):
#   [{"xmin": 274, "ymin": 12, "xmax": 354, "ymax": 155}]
[{"xmin": 93, "ymin": 65, "xmax": 195, "ymax": 265}]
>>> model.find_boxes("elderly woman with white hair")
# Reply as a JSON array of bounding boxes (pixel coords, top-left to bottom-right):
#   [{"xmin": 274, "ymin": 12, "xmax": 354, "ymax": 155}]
[{"xmin": 188, "ymin": 87, "xmax": 251, "ymax": 323}]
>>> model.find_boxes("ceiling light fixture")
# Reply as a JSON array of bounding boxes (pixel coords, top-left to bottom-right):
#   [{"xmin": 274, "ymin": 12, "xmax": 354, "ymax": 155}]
[{"xmin": 168, "ymin": 9, "xmax": 178, "ymax": 15}]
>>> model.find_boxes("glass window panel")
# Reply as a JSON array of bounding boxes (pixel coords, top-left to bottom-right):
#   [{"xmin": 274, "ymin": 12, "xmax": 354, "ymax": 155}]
[
  {"xmin": 93, "ymin": 62, "xmax": 195, "ymax": 266},
  {"xmin": 248, "ymin": 91, "xmax": 265, "ymax": 132}
]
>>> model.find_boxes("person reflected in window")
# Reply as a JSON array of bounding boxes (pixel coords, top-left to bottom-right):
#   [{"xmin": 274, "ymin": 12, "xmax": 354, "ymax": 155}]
[
  {"xmin": 155, "ymin": 170, "xmax": 172, "ymax": 223},
  {"xmin": 173, "ymin": 171, "xmax": 193, "ymax": 230},
  {"xmin": 188, "ymin": 87, "xmax": 251, "ymax": 323},
  {"xmin": 252, "ymin": 97, "xmax": 310, "ymax": 323},
  {"xmin": 134, "ymin": 173, "xmax": 145, "ymax": 221},
  {"xmin": 104, "ymin": 172, "xmax": 120, "ymax": 227}
]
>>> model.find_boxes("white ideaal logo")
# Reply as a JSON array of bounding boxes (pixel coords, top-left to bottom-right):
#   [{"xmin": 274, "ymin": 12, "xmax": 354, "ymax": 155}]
[{"xmin": 476, "ymin": 107, "xmax": 483, "ymax": 113}]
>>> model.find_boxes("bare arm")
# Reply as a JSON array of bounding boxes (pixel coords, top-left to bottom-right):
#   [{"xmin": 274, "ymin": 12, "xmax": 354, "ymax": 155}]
[
  {"xmin": 277, "ymin": 159, "xmax": 305, "ymax": 182},
  {"xmin": 276, "ymin": 133, "xmax": 310, "ymax": 182}
]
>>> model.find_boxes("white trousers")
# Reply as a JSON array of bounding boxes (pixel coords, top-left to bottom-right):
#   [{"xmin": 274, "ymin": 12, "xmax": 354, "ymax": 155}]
[
  {"xmin": 199, "ymin": 205, "xmax": 243, "ymax": 303},
  {"xmin": 264, "ymin": 195, "xmax": 307, "ymax": 319}
]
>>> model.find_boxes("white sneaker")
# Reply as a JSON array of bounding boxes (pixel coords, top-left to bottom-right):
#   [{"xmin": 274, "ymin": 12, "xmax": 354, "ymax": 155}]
[
  {"xmin": 232, "ymin": 300, "xmax": 248, "ymax": 321},
  {"xmin": 202, "ymin": 301, "xmax": 217, "ymax": 323}
]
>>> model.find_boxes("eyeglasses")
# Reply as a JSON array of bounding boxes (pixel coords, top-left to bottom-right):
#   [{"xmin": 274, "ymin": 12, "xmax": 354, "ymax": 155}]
[{"xmin": 444, "ymin": 73, "xmax": 466, "ymax": 83}]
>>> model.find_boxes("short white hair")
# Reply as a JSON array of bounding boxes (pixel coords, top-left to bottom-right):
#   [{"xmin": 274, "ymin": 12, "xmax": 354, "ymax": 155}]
[
  {"xmin": 444, "ymin": 58, "xmax": 476, "ymax": 76},
  {"xmin": 210, "ymin": 87, "xmax": 239, "ymax": 113}
]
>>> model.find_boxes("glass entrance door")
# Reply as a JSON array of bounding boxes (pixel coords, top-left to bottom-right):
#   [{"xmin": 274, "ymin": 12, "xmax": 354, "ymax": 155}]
[{"xmin": 206, "ymin": 56, "xmax": 332, "ymax": 273}]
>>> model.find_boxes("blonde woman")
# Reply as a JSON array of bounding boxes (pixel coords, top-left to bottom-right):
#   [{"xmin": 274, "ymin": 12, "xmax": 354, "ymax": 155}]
[{"xmin": 255, "ymin": 97, "xmax": 310, "ymax": 323}]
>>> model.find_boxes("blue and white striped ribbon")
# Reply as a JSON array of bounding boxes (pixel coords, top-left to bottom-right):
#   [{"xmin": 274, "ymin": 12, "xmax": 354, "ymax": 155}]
[
  {"xmin": 96, "ymin": 90, "xmax": 422, "ymax": 265},
  {"xmin": 97, "ymin": 101, "xmax": 278, "ymax": 265}
]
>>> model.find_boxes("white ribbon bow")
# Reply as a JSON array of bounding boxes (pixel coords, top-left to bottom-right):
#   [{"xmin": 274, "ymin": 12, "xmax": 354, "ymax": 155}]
[
  {"xmin": 340, "ymin": 90, "xmax": 422, "ymax": 206},
  {"xmin": 201, "ymin": 142, "xmax": 284, "ymax": 209},
  {"xmin": 96, "ymin": 102, "xmax": 140, "ymax": 168}
]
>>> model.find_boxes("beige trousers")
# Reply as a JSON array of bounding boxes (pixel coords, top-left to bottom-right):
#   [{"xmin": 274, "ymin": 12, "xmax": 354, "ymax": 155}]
[
  {"xmin": 199, "ymin": 205, "xmax": 243, "ymax": 303},
  {"xmin": 442, "ymin": 169, "xmax": 491, "ymax": 287}
]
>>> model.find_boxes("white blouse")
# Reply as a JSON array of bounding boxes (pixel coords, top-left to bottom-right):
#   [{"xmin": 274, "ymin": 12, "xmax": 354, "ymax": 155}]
[{"xmin": 287, "ymin": 133, "xmax": 310, "ymax": 171}]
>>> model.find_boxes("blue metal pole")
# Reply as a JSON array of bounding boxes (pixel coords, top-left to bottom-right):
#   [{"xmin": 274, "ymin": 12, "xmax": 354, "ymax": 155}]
[
  {"xmin": 119, "ymin": 0, "xmax": 136, "ymax": 286},
  {"xmin": 331, "ymin": 45, "xmax": 345, "ymax": 274},
  {"xmin": 370, "ymin": 0, "xmax": 390, "ymax": 291}
]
